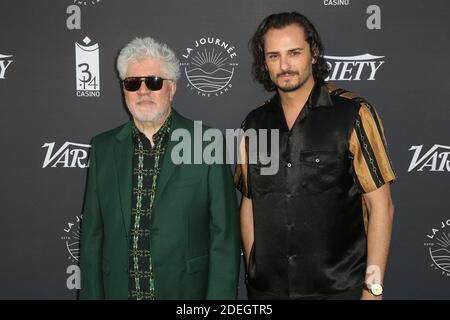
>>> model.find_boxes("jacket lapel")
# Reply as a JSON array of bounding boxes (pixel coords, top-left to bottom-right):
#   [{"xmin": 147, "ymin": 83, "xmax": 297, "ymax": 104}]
[
  {"xmin": 113, "ymin": 111, "xmax": 185, "ymax": 234},
  {"xmin": 114, "ymin": 122, "xmax": 133, "ymax": 241}
]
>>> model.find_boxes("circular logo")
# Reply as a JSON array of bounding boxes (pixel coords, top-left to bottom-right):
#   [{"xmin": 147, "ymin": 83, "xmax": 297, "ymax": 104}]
[
  {"xmin": 424, "ymin": 219, "xmax": 450, "ymax": 277},
  {"xmin": 61, "ymin": 215, "xmax": 82, "ymax": 263},
  {"xmin": 73, "ymin": 0, "xmax": 101, "ymax": 6},
  {"xmin": 181, "ymin": 36, "xmax": 238, "ymax": 98}
]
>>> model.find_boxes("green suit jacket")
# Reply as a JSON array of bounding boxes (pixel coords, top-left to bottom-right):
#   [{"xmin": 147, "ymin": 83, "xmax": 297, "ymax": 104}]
[{"xmin": 79, "ymin": 110, "xmax": 240, "ymax": 299}]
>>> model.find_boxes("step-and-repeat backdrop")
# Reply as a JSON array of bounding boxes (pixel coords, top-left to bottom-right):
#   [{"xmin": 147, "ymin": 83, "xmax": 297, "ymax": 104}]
[{"xmin": 0, "ymin": 0, "xmax": 449, "ymax": 299}]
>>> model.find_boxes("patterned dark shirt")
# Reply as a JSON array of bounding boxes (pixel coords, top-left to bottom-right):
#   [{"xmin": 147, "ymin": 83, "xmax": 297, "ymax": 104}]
[{"xmin": 128, "ymin": 114, "xmax": 171, "ymax": 300}]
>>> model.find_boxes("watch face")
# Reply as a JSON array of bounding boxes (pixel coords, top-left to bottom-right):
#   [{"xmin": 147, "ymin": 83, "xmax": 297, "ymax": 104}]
[{"xmin": 371, "ymin": 284, "xmax": 383, "ymax": 296}]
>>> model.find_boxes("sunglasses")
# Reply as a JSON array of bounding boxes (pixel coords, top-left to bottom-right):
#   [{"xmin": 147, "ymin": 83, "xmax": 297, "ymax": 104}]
[{"xmin": 122, "ymin": 76, "xmax": 172, "ymax": 92}]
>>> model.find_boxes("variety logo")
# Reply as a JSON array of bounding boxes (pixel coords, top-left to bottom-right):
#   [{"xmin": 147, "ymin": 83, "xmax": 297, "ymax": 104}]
[
  {"xmin": 42, "ymin": 142, "xmax": 90, "ymax": 168},
  {"xmin": 424, "ymin": 219, "xmax": 450, "ymax": 277},
  {"xmin": 61, "ymin": 215, "xmax": 82, "ymax": 290},
  {"xmin": 324, "ymin": 53, "xmax": 385, "ymax": 81},
  {"xmin": 75, "ymin": 37, "xmax": 101, "ymax": 97},
  {"xmin": 408, "ymin": 145, "xmax": 450, "ymax": 172},
  {"xmin": 0, "ymin": 53, "xmax": 13, "ymax": 79},
  {"xmin": 181, "ymin": 36, "xmax": 238, "ymax": 98}
]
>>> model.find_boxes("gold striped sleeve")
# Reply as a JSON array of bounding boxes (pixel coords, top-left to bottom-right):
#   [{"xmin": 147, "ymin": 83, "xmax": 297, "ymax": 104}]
[
  {"xmin": 349, "ymin": 104, "xmax": 396, "ymax": 193},
  {"xmin": 233, "ymin": 129, "xmax": 251, "ymax": 198}
]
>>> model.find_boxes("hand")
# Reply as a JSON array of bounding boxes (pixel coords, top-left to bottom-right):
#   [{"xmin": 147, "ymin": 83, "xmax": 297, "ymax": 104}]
[{"xmin": 360, "ymin": 290, "xmax": 383, "ymax": 300}]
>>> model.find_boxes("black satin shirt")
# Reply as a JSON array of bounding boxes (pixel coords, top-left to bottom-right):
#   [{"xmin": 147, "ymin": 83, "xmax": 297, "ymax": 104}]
[{"xmin": 234, "ymin": 83, "xmax": 395, "ymax": 299}]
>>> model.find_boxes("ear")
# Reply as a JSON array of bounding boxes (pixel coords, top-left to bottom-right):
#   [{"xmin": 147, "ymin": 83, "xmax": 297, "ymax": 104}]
[{"xmin": 169, "ymin": 81, "xmax": 177, "ymax": 101}]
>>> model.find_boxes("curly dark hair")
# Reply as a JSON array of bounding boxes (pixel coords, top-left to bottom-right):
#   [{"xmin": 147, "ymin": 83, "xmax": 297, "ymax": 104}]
[{"xmin": 250, "ymin": 12, "xmax": 329, "ymax": 92}]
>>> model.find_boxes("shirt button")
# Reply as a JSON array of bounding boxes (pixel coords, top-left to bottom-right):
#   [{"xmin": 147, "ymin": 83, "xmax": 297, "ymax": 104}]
[
  {"xmin": 286, "ymin": 162, "xmax": 292, "ymax": 168},
  {"xmin": 288, "ymin": 255, "xmax": 297, "ymax": 261},
  {"xmin": 315, "ymin": 158, "xmax": 320, "ymax": 163}
]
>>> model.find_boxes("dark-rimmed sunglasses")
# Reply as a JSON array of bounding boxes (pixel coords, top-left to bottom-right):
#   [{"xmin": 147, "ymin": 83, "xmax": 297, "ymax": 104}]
[{"xmin": 122, "ymin": 76, "xmax": 171, "ymax": 92}]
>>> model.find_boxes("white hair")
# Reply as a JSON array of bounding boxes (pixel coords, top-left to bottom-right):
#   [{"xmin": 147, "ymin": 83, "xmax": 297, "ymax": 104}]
[{"xmin": 116, "ymin": 37, "xmax": 180, "ymax": 81}]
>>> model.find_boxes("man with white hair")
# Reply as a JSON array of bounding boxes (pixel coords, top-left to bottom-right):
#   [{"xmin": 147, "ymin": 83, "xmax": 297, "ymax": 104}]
[{"xmin": 80, "ymin": 37, "xmax": 240, "ymax": 300}]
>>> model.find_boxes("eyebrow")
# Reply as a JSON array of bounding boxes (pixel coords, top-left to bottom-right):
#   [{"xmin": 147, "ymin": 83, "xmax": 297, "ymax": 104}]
[{"xmin": 265, "ymin": 47, "xmax": 304, "ymax": 55}]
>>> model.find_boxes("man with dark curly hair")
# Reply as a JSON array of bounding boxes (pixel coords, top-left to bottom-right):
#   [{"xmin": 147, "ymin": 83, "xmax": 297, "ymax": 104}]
[{"xmin": 234, "ymin": 12, "xmax": 396, "ymax": 300}]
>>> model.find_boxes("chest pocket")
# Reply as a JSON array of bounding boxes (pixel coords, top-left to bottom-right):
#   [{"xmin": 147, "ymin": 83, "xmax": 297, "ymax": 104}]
[{"xmin": 300, "ymin": 150, "xmax": 342, "ymax": 193}]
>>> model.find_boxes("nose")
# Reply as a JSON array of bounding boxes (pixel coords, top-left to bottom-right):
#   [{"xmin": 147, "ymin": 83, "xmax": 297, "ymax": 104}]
[
  {"xmin": 279, "ymin": 54, "xmax": 290, "ymax": 71},
  {"xmin": 137, "ymin": 80, "xmax": 151, "ymax": 95}
]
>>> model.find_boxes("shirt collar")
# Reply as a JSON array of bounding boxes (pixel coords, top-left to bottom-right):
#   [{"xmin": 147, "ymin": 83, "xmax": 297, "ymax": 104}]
[
  {"xmin": 266, "ymin": 82, "xmax": 334, "ymax": 131},
  {"xmin": 309, "ymin": 81, "xmax": 334, "ymax": 109}
]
